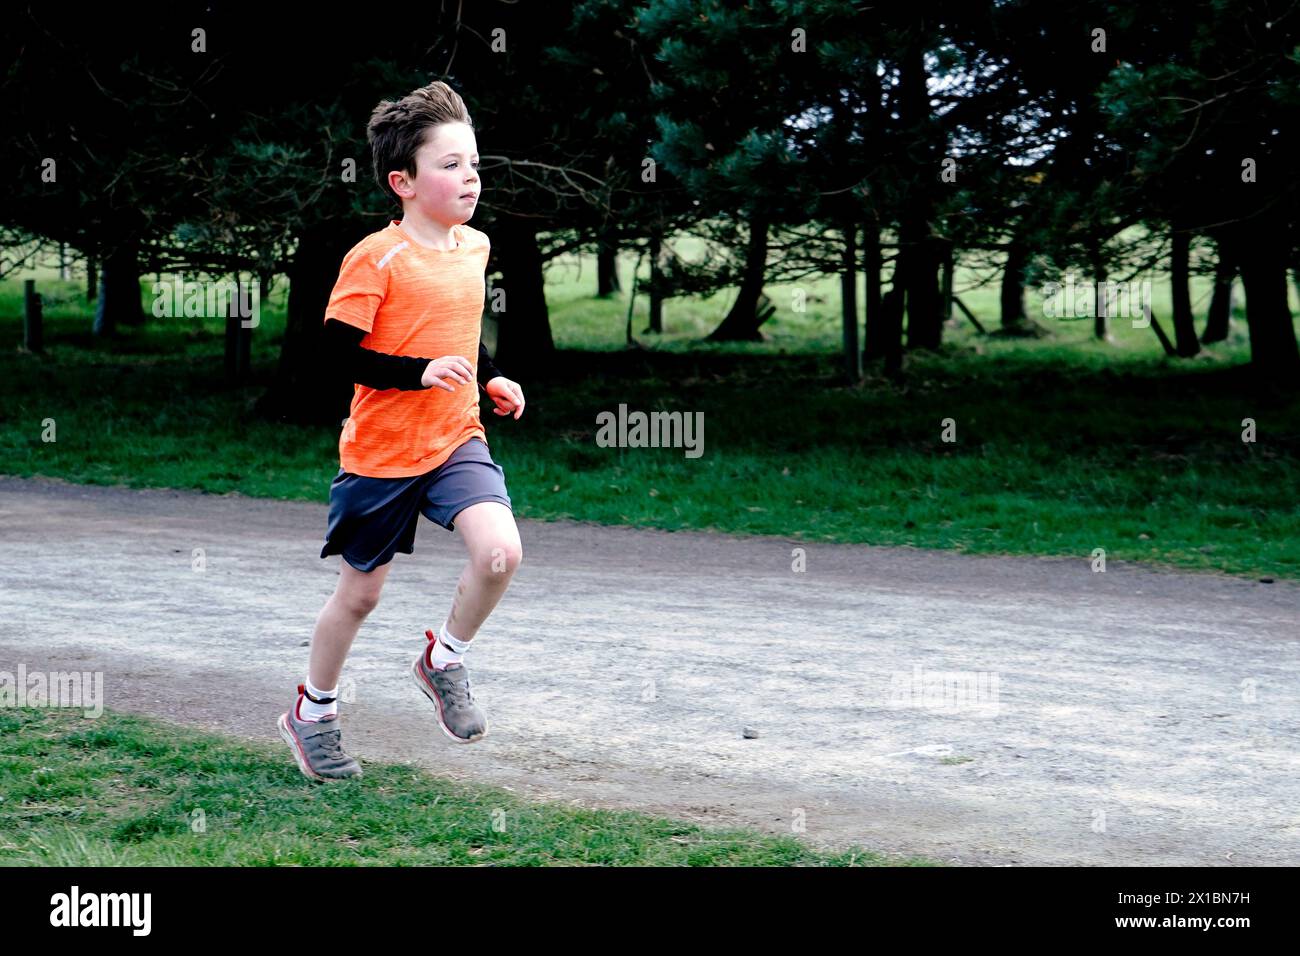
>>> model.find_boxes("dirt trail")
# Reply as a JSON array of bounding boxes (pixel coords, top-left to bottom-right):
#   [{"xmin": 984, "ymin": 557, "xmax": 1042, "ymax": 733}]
[{"xmin": 2, "ymin": 474, "xmax": 1297, "ymax": 866}]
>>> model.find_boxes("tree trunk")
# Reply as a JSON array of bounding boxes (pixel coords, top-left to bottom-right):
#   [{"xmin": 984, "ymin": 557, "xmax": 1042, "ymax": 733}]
[
  {"xmin": 1170, "ymin": 224, "xmax": 1199, "ymax": 357},
  {"xmin": 596, "ymin": 227, "xmax": 621, "ymax": 297},
  {"xmin": 939, "ymin": 239, "xmax": 954, "ymax": 329},
  {"xmin": 901, "ymin": 223, "xmax": 942, "ymax": 350},
  {"xmin": 1202, "ymin": 245, "xmax": 1235, "ymax": 345},
  {"xmin": 881, "ymin": 285, "xmax": 905, "ymax": 380},
  {"xmin": 840, "ymin": 220, "xmax": 860, "ymax": 382},
  {"xmin": 86, "ymin": 255, "xmax": 97, "ymax": 302},
  {"xmin": 23, "ymin": 279, "xmax": 44, "ymax": 353},
  {"xmin": 1000, "ymin": 237, "xmax": 1029, "ymax": 330},
  {"xmin": 898, "ymin": 38, "xmax": 942, "ymax": 351},
  {"xmin": 646, "ymin": 229, "xmax": 664, "ymax": 334},
  {"xmin": 861, "ymin": 214, "xmax": 884, "ymax": 360},
  {"xmin": 493, "ymin": 215, "xmax": 556, "ymax": 376},
  {"xmin": 92, "ymin": 239, "xmax": 144, "ymax": 337},
  {"xmin": 1234, "ymin": 215, "xmax": 1300, "ymax": 383},
  {"xmin": 1089, "ymin": 240, "xmax": 1109, "ymax": 342},
  {"xmin": 706, "ymin": 209, "xmax": 770, "ymax": 341},
  {"xmin": 224, "ymin": 274, "xmax": 255, "ymax": 385},
  {"xmin": 254, "ymin": 224, "xmax": 365, "ymax": 425}
]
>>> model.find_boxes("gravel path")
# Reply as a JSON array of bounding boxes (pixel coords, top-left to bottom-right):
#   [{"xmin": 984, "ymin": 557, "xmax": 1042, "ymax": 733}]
[{"xmin": 1, "ymin": 474, "xmax": 1296, "ymax": 866}]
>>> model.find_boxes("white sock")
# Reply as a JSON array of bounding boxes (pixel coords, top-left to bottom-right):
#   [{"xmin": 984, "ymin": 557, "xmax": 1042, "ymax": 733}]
[
  {"xmin": 429, "ymin": 619, "xmax": 471, "ymax": 670},
  {"xmin": 298, "ymin": 678, "xmax": 338, "ymax": 722}
]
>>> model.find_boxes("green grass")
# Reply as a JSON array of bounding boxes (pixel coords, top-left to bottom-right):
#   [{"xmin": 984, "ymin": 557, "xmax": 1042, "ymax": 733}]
[
  {"xmin": 2, "ymin": 243, "xmax": 1298, "ymax": 579},
  {"xmin": 0, "ymin": 708, "xmax": 923, "ymax": 866}
]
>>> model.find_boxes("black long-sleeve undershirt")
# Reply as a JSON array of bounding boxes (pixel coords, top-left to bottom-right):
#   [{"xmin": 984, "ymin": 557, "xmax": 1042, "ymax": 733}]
[{"xmin": 324, "ymin": 318, "xmax": 504, "ymax": 392}]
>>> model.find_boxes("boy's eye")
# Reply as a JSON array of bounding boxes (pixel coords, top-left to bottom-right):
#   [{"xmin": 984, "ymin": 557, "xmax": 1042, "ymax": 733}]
[{"xmin": 445, "ymin": 161, "xmax": 480, "ymax": 169}]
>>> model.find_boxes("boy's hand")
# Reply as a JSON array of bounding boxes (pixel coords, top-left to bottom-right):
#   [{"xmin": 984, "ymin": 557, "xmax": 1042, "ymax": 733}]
[
  {"xmin": 484, "ymin": 376, "xmax": 525, "ymax": 419},
  {"xmin": 422, "ymin": 356, "xmax": 474, "ymax": 391}
]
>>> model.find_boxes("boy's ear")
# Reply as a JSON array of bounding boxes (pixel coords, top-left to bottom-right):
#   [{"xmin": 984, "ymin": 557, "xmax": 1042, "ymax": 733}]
[{"xmin": 388, "ymin": 169, "xmax": 415, "ymax": 199}]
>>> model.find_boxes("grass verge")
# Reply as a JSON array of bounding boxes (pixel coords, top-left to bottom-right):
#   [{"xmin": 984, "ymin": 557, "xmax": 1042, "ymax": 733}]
[{"xmin": 0, "ymin": 708, "xmax": 929, "ymax": 866}]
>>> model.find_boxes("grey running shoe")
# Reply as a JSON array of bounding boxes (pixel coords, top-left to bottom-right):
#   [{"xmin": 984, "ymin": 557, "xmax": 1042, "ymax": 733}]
[
  {"xmin": 412, "ymin": 629, "xmax": 489, "ymax": 743},
  {"xmin": 277, "ymin": 685, "xmax": 363, "ymax": 781}
]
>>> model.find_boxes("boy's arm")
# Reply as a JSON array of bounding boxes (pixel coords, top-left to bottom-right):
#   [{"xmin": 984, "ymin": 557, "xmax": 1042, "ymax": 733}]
[
  {"xmin": 324, "ymin": 319, "xmax": 508, "ymax": 392},
  {"xmin": 477, "ymin": 341, "xmax": 505, "ymax": 392},
  {"xmin": 324, "ymin": 318, "xmax": 432, "ymax": 391}
]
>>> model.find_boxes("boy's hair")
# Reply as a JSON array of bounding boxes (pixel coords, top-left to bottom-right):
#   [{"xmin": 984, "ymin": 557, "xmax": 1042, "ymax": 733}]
[{"xmin": 366, "ymin": 81, "xmax": 474, "ymax": 207}]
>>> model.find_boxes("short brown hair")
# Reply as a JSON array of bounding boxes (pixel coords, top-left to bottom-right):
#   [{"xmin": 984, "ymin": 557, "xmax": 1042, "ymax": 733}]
[{"xmin": 367, "ymin": 81, "xmax": 474, "ymax": 207}]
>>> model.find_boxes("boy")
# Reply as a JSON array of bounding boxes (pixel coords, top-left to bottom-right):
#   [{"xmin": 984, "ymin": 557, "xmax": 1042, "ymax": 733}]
[{"xmin": 279, "ymin": 81, "xmax": 526, "ymax": 781}]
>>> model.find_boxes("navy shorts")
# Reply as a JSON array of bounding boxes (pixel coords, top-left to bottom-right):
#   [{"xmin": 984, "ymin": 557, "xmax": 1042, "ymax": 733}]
[{"xmin": 320, "ymin": 437, "xmax": 513, "ymax": 573}]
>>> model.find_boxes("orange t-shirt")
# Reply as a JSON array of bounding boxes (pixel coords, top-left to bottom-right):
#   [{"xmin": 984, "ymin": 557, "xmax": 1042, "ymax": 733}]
[{"xmin": 325, "ymin": 220, "xmax": 491, "ymax": 478}]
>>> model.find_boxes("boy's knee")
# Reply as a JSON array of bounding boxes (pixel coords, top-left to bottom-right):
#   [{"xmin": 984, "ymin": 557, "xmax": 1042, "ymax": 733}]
[
  {"xmin": 337, "ymin": 585, "xmax": 382, "ymax": 618},
  {"xmin": 474, "ymin": 540, "xmax": 522, "ymax": 577},
  {"xmin": 349, "ymin": 592, "xmax": 382, "ymax": 617}
]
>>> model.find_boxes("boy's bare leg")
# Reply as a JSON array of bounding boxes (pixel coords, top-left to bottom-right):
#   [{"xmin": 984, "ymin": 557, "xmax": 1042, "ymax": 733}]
[
  {"xmin": 307, "ymin": 560, "xmax": 392, "ymax": 689},
  {"xmin": 444, "ymin": 501, "xmax": 523, "ymax": 641}
]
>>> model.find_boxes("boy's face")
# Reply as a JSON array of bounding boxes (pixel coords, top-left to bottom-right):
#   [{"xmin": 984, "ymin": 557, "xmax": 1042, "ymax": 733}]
[{"xmin": 390, "ymin": 122, "xmax": 480, "ymax": 224}]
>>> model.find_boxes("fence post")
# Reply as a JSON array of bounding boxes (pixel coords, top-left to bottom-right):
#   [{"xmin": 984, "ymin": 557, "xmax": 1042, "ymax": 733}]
[{"xmin": 940, "ymin": 239, "xmax": 955, "ymax": 327}]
